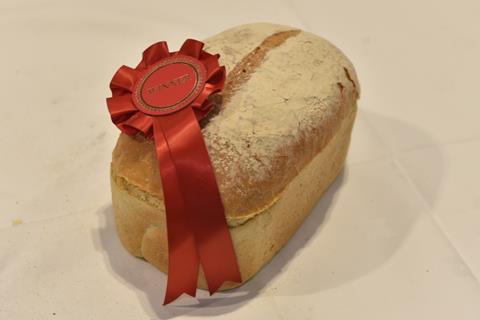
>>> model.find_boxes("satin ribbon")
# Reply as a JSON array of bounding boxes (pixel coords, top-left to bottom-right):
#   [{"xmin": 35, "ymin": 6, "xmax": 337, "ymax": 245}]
[{"xmin": 107, "ymin": 39, "xmax": 242, "ymax": 304}]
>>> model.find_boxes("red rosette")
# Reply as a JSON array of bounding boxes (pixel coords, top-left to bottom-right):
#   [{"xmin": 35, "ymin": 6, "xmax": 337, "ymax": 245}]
[
  {"xmin": 107, "ymin": 39, "xmax": 225, "ymax": 136},
  {"xmin": 106, "ymin": 39, "xmax": 241, "ymax": 305}
]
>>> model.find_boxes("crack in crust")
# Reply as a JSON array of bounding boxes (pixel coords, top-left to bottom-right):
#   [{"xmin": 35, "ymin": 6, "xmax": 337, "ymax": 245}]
[
  {"xmin": 217, "ymin": 29, "xmax": 301, "ymax": 109},
  {"xmin": 343, "ymin": 67, "xmax": 359, "ymax": 98},
  {"xmin": 202, "ymin": 29, "xmax": 301, "ymax": 127}
]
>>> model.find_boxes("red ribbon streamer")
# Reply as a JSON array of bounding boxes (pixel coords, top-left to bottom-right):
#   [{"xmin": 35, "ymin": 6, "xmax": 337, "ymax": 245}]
[{"xmin": 107, "ymin": 39, "xmax": 242, "ymax": 304}]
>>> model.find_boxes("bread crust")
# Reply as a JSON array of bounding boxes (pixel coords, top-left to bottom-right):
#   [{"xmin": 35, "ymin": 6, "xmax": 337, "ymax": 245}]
[
  {"xmin": 112, "ymin": 105, "xmax": 355, "ymax": 289},
  {"xmin": 110, "ymin": 23, "xmax": 359, "ymax": 288}
]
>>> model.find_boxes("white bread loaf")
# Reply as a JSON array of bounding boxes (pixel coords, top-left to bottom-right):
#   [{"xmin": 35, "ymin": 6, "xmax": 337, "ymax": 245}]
[{"xmin": 110, "ymin": 23, "xmax": 360, "ymax": 290}]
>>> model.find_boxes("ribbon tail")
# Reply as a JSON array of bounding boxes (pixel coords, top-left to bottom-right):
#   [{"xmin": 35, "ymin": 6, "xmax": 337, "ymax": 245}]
[
  {"xmin": 157, "ymin": 107, "xmax": 242, "ymax": 294},
  {"xmin": 153, "ymin": 119, "xmax": 200, "ymax": 305}
]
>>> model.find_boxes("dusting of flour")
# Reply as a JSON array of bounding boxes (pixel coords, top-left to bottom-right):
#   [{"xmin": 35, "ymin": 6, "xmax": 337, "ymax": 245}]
[{"xmin": 201, "ymin": 27, "xmax": 358, "ymax": 198}]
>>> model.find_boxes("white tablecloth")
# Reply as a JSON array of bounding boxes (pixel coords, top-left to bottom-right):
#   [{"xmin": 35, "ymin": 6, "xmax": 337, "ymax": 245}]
[{"xmin": 1, "ymin": 1, "xmax": 480, "ymax": 319}]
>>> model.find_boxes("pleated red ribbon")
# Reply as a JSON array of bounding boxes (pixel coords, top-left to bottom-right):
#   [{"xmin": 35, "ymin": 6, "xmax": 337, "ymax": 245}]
[{"xmin": 106, "ymin": 39, "xmax": 241, "ymax": 304}]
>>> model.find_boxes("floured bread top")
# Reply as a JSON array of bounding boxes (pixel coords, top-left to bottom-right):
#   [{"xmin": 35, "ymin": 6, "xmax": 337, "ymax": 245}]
[{"xmin": 111, "ymin": 23, "xmax": 360, "ymax": 224}]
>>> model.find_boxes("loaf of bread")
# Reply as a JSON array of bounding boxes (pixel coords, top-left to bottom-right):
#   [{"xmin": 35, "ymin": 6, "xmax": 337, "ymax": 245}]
[{"xmin": 110, "ymin": 23, "xmax": 359, "ymax": 290}]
